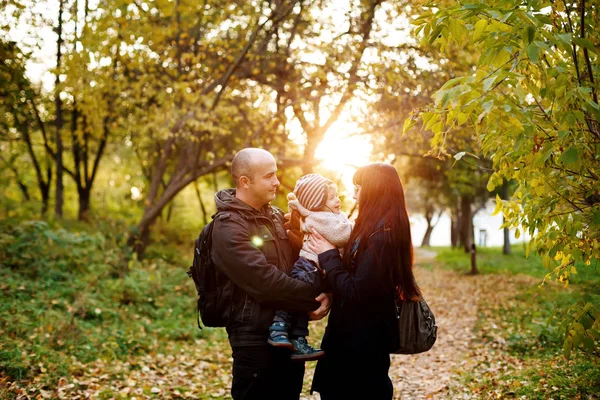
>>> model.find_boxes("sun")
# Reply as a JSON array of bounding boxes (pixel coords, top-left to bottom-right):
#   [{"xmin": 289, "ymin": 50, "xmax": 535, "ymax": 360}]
[{"xmin": 314, "ymin": 119, "xmax": 373, "ymax": 194}]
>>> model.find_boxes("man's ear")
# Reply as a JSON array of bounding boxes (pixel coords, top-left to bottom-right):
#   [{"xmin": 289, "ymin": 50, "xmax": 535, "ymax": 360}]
[{"xmin": 239, "ymin": 176, "xmax": 250, "ymax": 188}]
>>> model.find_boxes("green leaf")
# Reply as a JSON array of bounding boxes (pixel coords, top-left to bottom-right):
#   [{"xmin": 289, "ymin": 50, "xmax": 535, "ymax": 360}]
[
  {"xmin": 582, "ymin": 336, "xmax": 595, "ymax": 352},
  {"xmin": 500, "ymin": 12, "xmax": 513, "ymax": 23},
  {"xmin": 440, "ymin": 76, "xmax": 465, "ymax": 90},
  {"xmin": 589, "ymin": 329, "xmax": 600, "ymax": 340},
  {"xmin": 573, "ymin": 37, "xmax": 598, "ymax": 54},
  {"xmin": 592, "ymin": 210, "xmax": 600, "ymax": 225},
  {"xmin": 483, "ymin": 75, "xmax": 496, "ymax": 92},
  {"xmin": 527, "ymin": 42, "xmax": 540, "ymax": 63},
  {"xmin": 561, "ymin": 147, "xmax": 579, "ymax": 165},
  {"xmin": 402, "ymin": 117, "xmax": 416, "ymax": 135},
  {"xmin": 482, "ymin": 100, "xmax": 494, "ymax": 113},
  {"xmin": 526, "ymin": 25, "xmax": 535, "ymax": 44},
  {"xmin": 429, "ymin": 25, "xmax": 443, "ymax": 44}
]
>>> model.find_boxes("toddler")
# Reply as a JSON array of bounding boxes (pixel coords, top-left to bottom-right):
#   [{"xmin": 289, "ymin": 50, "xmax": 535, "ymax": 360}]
[{"xmin": 268, "ymin": 174, "xmax": 352, "ymax": 361}]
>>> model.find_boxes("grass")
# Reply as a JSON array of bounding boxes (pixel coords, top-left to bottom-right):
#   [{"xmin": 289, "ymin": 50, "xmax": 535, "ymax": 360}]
[
  {"xmin": 434, "ymin": 246, "xmax": 600, "ymax": 398},
  {"xmin": 0, "ymin": 217, "xmax": 207, "ymax": 395},
  {"xmin": 2, "ymin": 210, "xmax": 597, "ymax": 399},
  {"xmin": 432, "ymin": 246, "xmax": 600, "ymax": 284}
]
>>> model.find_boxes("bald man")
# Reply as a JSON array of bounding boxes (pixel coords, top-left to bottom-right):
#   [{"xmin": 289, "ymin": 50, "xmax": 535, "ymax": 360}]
[{"xmin": 211, "ymin": 148, "xmax": 331, "ymax": 400}]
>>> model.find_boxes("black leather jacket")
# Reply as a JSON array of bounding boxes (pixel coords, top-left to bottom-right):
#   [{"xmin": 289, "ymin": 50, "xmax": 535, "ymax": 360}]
[{"xmin": 211, "ymin": 189, "xmax": 319, "ymax": 347}]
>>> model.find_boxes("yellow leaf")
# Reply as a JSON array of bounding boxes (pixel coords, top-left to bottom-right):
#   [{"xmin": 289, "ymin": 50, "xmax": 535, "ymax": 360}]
[
  {"xmin": 534, "ymin": 185, "xmax": 546, "ymax": 196},
  {"xmin": 473, "ymin": 19, "xmax": 488, "ymax": 41},
  {"xmin": 492, "ymin": 194, "xmax": 503, "ymax": 216}
]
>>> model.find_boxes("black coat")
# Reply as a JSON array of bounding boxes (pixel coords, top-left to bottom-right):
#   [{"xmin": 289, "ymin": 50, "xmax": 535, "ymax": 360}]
[
  {"xmin": 312, "ymin": 228, "xmax": 398, "ymax": 399},
  {"xmin": 211, "ymin": 189, "xmax": 319, "ymax": 347}
]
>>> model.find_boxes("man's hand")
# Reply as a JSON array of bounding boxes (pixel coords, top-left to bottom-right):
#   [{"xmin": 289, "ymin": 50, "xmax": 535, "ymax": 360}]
[
  {"xmin": 309, "ymin": 292, "xmax": 332, "ymax": 321},
  {"xmin": 284, "ymin": 210, "xmax": 303, "ymax": 259}
]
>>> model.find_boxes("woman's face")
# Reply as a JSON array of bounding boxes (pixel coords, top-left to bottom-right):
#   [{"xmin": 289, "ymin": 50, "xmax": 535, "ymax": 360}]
[{"xmin": 353, "ymin": 184, "xmax": 361, "ymax": 204}]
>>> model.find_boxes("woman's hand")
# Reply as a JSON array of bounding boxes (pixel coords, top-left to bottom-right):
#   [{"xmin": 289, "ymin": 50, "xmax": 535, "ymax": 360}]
[{"xmin": 306, "ymin": 228, "xmax": 336, "ymax": 254}]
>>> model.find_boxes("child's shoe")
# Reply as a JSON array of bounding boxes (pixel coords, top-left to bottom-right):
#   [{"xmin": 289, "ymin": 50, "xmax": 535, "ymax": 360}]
[
  {"xmin": 290, "ymin": 337, "xmax": 325, "ymax": 361},
  {"xmin": 267, "ymin": 321, "xmax": 294, "ymax": 349}
]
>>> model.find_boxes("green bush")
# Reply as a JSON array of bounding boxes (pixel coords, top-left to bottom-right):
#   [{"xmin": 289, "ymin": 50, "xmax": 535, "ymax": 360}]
[
  {"xmin": 0, "ymin": 220, "xmax": 200, "ymax": 386},
  {"xmin": 0, "ymin": 220, "xmax": 119, "ymax": 277}
]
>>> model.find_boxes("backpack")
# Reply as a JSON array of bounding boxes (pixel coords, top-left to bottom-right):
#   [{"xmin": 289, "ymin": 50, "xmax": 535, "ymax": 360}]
[{"xmin": 187, "ymin": 212, "xmax": 232, "ymax": 329}]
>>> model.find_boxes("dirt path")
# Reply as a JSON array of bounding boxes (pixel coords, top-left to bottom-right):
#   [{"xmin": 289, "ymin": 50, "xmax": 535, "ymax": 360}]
[
  {"xmin": 387, "ymin": 248, "xmax": 478, "ymax": 399},
  {"xmin": 384, "ymin": 249, "xmax": 538, "ymax": 400},
  {"xmin": 18, "ymin": 249, "xmax": 539, "ymax": 399}
]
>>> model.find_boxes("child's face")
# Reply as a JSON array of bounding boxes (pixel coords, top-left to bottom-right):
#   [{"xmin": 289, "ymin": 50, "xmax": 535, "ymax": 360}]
[{"xmin": 323, "ymin": 187, "xmax": 341, "ymax": 214}]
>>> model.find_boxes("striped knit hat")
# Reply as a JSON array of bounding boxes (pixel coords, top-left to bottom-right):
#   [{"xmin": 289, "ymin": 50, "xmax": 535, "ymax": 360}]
[{"xmin": 293, "ymin": 174, "xmax": 333, "ymax": 211}]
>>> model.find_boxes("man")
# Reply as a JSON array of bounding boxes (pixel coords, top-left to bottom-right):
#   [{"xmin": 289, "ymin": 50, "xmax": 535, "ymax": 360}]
[{"xmin": 211, "ymin": 148, "xmax": 331, "ymax": 399}]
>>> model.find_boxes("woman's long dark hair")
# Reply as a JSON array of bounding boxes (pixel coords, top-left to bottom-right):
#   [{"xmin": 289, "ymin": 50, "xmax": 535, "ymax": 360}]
[{"xmin": 343, "ymin": 163, "xmax": 421, "ymax": 301}]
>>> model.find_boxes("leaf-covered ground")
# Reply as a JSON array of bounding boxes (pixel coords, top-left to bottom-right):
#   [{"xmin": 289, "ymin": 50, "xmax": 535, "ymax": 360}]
[{"xmin": 4, "ymin": 249, "xmax": 598, "ymax": 399}]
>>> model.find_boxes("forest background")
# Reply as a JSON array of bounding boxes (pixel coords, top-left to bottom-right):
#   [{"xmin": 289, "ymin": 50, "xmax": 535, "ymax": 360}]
[{"xmin": 1, "ymin": 0, "xmax": 599, "ymax": 398}]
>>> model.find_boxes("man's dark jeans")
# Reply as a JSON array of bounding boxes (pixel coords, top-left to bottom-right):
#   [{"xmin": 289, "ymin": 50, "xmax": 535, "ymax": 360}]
[
  {"xmin": 274, "ymin": 257, "xmax": 323, "ymax": 337},
  {"xmin": 231, "ymin": 344, "xmax": 305, "ymax": 400}
]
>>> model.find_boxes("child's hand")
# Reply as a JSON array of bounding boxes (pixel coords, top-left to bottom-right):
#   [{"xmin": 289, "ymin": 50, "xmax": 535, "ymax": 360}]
[{"xmin": 306, "ymin": 228, "xmax": 336, "ymax": 254}]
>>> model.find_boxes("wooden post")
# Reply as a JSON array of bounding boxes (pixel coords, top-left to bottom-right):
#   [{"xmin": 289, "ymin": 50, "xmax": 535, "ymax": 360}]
[{"xmin": 470, "ymin": 244, "xmax": 478, "ymax": 275}]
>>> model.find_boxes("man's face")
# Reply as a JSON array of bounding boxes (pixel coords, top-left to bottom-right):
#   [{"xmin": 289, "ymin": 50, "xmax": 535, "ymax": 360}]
[{"xmin": 247, "ymin": 157, "xmax": 280, "ymax": 207}]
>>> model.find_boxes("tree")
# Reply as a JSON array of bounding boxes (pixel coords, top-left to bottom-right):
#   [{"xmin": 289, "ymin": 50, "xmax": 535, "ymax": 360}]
[
  {"xmin": 236, "ymin": 0, "xmax": 385, "ymax": 173},
  {"xmin": 415, "ymin": 0, "xmax": 600, "ymax": 357},
  {"xmin": 54, "ymin": 0, "xmax": 65, "ymax": 218},
  {"xmin": 59, "ymin": 0, "xmax": 121, "ymax": 221},
  {"xmin": 100, "ymin": 0, "xmax": 306, "ymax": 257},
  {"xmin": 0, "ymin": 40, "xmax": 55, "ymax": 216}
]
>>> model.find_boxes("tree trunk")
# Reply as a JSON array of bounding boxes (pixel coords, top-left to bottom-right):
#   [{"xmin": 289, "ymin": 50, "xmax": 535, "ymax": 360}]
[
  {"xmin": 77, "ymin": 187, "xmax": 91, "ymax": 221},
  {"xmin": 129, "ymin": 223, "xmax": 152, "ymax": 258},
  {"xmin": 450, "ymin": 206, "xmax": 460, "ymax": 248},
  {"xmin": 0, "ymin": 154, "xmax": 31, "ymax": 201},
  {"xmin": 166, "ymin": 201, "xmax": 174, "ymax": 223},
  {"xmin": 17, "ymin": 181, "xmax": 31, "ymax": 202},
  {"xmin": 41, "ymin": 182, "xmax": 51, "ymax": 217},
  {"xmin": 421, "ymin": 223, "xmax": 434, "ymax": 247},
  {"xmin": 212, "ymin": 171, "xmax": 219, "ymax": 193},
  {"xmin": 54, "ymin": 0, "xmax": 65, "ymax": 218},
  {"xmin": 41, "ymin": 164, "xmax": 52, "ymax": 217},
  {"xmin": 501, "ymin": 180, "xmax": 511, "ymax": 255},
  {"xmin": 460, "ymin": 196, "xmax": 473, "ymax": 253},
  {"xmin": 302, "ymin": 130, "xmax": 320, "ymax": 174},
  {"xmin": 421, "ymin": 206, "xmax": 440, "ymax": 247},
  {"xmin": 15, "ymin": 105, "xmax": 52, "ymax": 217},
  {"xmin": 128, "ymin": 158, "xmax": 229, "ymax": 258},
  {"xmin": 470, "ymin": 244, "xmax": 478, "ymax": 275},
  {"xmin": 194, "ymin": 179, "xmax": 208, "ymax": 226}
]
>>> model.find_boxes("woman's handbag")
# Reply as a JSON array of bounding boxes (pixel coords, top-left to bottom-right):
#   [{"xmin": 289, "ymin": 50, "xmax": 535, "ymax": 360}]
[{"xmin": 392, "ymin": 297, "xmax": 437, "ymax": 354}]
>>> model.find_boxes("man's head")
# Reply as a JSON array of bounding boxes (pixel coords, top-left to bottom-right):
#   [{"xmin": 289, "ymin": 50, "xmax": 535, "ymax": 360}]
[{"xmin": 231, "ymin": 148, "xmax": 280, "ymax": 210}]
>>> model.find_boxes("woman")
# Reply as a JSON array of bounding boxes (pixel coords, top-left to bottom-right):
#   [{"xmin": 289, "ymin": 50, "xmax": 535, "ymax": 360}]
[{"xmin": 306, "ymin": 163, "xmax": 421, "ymax": 399}]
